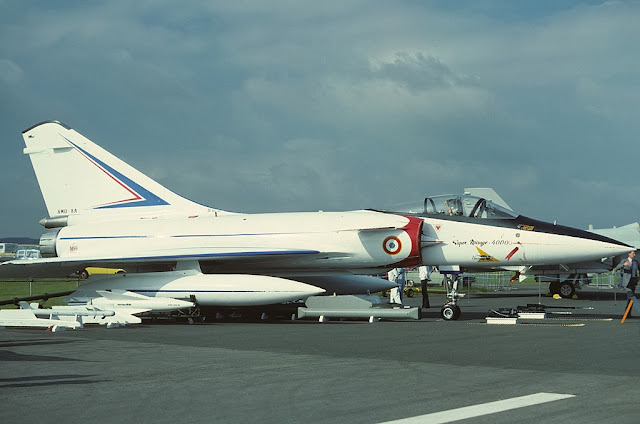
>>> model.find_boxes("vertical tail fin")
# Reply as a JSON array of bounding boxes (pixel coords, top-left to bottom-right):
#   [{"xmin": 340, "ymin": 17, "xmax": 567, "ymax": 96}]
[{"xmin": 22, "ymin": 121, "xmax": 229, "ymax": 224}]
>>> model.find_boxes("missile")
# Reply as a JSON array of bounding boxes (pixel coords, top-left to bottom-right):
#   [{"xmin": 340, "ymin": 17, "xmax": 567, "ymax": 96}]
[
  {"xmin": 43, "ymin": 306, "xmax": 115, "ymax": 317},
  {"xmin": 89, "ymin": 290, "xmax": 195, "ymax": 312},
  {"xmin": 0, "ymin": 309, "xmax": 83, "ymax": 330}
]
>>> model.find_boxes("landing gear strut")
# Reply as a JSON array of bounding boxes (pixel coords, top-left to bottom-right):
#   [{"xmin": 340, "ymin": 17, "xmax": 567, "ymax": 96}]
[
  {"xmin": 181, "ymin": 296, "xmax": 204, "ymax": 324},
  {"xmin": 441, "ymin": 272, "xmax": 462, "ymax": 320}
]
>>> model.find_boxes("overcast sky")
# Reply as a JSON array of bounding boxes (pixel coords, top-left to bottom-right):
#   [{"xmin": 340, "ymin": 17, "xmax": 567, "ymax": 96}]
[{"xmin": 2, "ymin": 0, "xmax": 639, "ymax": 238}]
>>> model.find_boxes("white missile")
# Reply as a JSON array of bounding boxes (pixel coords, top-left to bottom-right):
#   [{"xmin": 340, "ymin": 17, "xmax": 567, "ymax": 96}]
[
  {"xmin": 0, "ymin": 308, "xmax": 82, "ymax": 331},
  {"xmin": 88, "ymin": 290, "xmax": 195, "ymax": 312},
  {"xmin": 37, "ymin": 305, "xmax": 115, "ymax": 317}
]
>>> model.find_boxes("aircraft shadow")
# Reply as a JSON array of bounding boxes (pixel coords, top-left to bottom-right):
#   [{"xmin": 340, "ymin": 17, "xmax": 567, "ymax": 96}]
[
  {"xmin": 0, "ymin": 349, "xmax": 85, "ymax": 362},
  {"xmin": 0, "ymin": 338, "xmax": 87, "ymax": 362},
  {"xmin": 0, "ymin": 374, "xmax": 110, "ymax": 388},
  {"xmin": 0, "ymin": 338, "xmax": 81, "ymax": 348}
]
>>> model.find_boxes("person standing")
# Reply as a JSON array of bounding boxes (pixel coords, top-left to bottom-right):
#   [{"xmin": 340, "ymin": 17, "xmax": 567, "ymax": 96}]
[
  {"xmin": 613, "ymin": 251, "xmax": 639, "ymax": 317},
  {"xmin": 388, "ymin": 267, "xmax": 406, "ymax": 305},
  {"xmin": 418, "ymin": 265, "xmax": 431, "ymax": 308}
]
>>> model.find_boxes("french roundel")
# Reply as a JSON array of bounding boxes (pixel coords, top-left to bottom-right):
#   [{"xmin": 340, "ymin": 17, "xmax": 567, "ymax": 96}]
[{"xmin": 383, "ymin": 236, "xmax": 402, "ymax": 255}]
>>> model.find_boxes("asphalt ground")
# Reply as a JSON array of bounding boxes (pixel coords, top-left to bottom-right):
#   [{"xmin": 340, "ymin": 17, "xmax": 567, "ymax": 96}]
[{"xmin": 1, "ymin": 284, "xmax": 639, "ymax": 424}]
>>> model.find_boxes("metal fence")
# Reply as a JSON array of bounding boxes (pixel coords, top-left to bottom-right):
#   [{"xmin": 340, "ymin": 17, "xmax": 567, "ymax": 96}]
[
  {"xmin": 588, "ymin": 272, "xmax": 617, "ymax": 289},
  {"xmin": 469, "ymin": 272, "xmax": 515, "ymax": 290},
  {"xmin": 406, "ymin": 269, "xmax": 620, "ymax": 292},
  {"xmin": 406, "ymin": 270, "xmax": 515, "ymax": 291}
]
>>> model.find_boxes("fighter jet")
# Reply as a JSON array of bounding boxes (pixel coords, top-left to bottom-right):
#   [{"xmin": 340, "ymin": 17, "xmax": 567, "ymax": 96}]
[{"xmin": 0, "ymin": 122, "xmax": 631, "ymax": 320}]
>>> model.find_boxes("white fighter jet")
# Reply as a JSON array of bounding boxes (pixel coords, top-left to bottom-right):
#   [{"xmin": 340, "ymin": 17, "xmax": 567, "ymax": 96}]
[{"xmin": 0, "ymin": 121, "xmax": 631, "ymax": 320}]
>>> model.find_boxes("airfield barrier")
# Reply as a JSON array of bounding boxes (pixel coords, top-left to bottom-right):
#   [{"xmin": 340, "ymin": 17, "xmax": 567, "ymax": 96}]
[
  {"xmin": 467, "ymin": 271, "xmax": 618, "ymax": 291},
  {"xmin": 406, "ymin": 269, "xmax": 619, "ymax": 292},
  {"xmin": 406, "ymin": 270, "xmax": 515, "ymax": 291},
  {"xmin": 588, "ymin": 272, "xmax": 617, "ymax": 289},
  {"xmin": 0, "ymin": 278, "xmax": 80, "ymax": 307}
]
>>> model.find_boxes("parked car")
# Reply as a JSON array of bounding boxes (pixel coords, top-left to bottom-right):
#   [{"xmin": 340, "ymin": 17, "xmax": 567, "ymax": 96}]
[
  {"xmin": 13, "ymin": 248, "xmax": 41, "ymax": 260},
  {"xmin": 382, "ymin": 280, "xmax": 422, "ymax": 297},
  {"xmin": 71, "ymin": 267, "xmax": 126, "ymax": 279}
]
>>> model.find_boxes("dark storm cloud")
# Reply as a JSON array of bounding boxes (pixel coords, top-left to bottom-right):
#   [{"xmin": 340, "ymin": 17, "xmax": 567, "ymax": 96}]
[{"xmin": 1, "ymin": 1, "xmax": 640, "ymax": 238}]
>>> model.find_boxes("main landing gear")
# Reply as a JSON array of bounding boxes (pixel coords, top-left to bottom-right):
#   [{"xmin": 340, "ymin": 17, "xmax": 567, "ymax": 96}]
[
  {"xmin": 548, "ymin": 281, "xmax": 576, "ymax": 299},
  {"xmin": 441, "ymin": 273, "xmax": 462, "ymax": 320},
  {"xmin": 545, "ymin": 274, "xmax": 589, "ymax": 299}
]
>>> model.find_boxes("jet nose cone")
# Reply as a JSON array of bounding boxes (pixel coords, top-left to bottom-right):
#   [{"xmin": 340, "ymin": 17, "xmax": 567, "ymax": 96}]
[
  {"xmin": 523, "ymin": 218, "xmax": 634, "ymax": 264},
  {"xmin": 581, "ymin": 231, "xmax": 634, "ymax": 257},
  {"xmin": 574, "ymin": 237, "xmax": 632, "ymax": 262},
  {"xmin": 554, "ymin": 230, "xmax": 632, "ymax": 262},
  {"xmin": 595, "ymin": 241, "xmax": 634, "ymax": 259}
]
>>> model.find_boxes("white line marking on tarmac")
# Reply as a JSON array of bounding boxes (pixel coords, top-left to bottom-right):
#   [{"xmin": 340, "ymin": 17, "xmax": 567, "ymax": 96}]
[{"xmin": 378, "ymin": 392, "xmax": 575, "ymax": 424}]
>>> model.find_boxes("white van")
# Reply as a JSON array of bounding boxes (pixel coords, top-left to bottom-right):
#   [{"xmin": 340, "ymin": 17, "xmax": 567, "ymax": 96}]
[{"xmin": 14, "ymin": 248, "xmax": 42, "ymax": 260}]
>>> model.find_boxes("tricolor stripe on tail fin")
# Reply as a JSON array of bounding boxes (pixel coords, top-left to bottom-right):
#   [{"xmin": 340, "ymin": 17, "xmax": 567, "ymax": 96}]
[{"xmin": 22, "ymin": 121, "xmax": 231, "ymax": 224}]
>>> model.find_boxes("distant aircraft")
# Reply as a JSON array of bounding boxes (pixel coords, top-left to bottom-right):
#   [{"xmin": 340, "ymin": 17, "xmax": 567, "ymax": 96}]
[
  {"xmin": 0, "ymin": 122, "xmax": 631, "ymax": 320},
  {"xmin": 590, "ymin": 222, "xmax": 640, "ymax": 250}
]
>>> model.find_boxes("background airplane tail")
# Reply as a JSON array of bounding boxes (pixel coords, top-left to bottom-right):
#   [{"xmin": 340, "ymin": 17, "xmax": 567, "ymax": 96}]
[{"xmin": 22, "ymin": 121, "xmax": 228, "ymax": 223}]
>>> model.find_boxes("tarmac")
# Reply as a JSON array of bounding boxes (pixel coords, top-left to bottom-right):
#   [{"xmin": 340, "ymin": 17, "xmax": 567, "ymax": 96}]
[{"xmin": 1, "ymin": 284, "xmax": 639, "ymax": 424}]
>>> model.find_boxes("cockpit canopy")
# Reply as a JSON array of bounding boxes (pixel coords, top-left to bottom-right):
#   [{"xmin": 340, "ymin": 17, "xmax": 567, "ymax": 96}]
[{"xmin": 381, "ymin": 194, "xmax": 518, "ymax": 219}]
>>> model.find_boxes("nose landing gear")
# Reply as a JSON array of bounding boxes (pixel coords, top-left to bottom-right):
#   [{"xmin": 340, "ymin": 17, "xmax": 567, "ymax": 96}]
[
  {"xmin": 440, "ymin": 270, "xmax": 462, "ymax": 320},
  {"xmin": 441, "ymin": 302, "xmax": 461, "ymax": 320}
]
